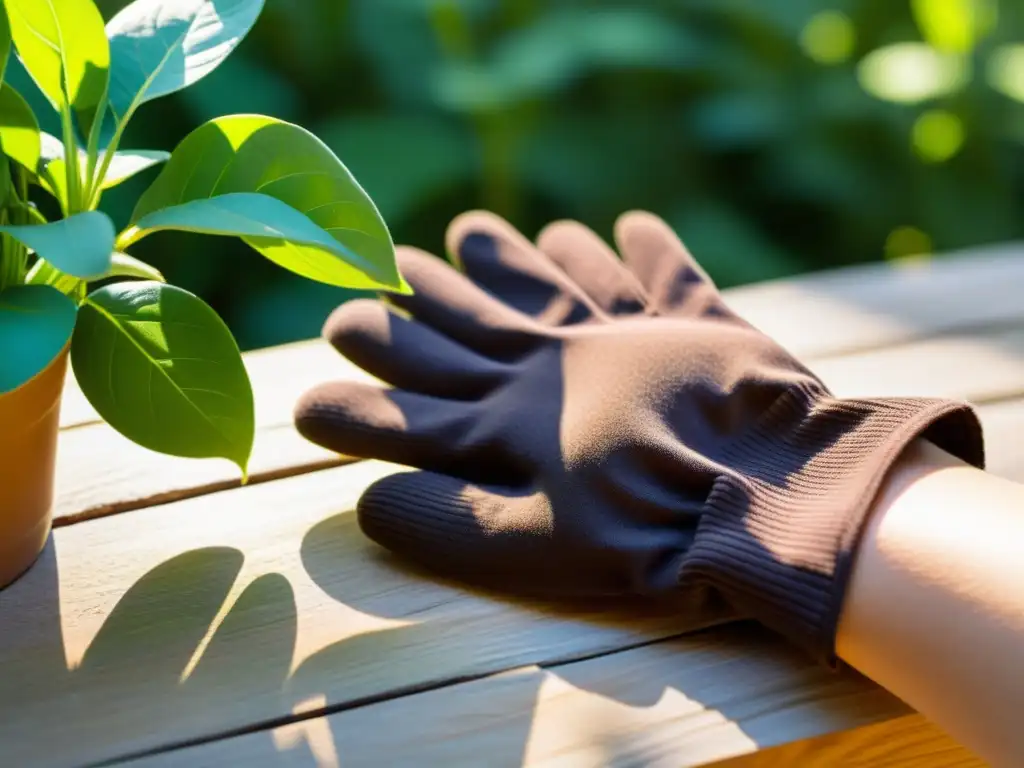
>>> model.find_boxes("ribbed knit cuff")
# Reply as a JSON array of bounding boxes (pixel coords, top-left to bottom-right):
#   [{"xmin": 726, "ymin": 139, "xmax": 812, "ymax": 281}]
[{"xmin": 681, "ymin": 383, "xmax": 985, "ymax": 666}]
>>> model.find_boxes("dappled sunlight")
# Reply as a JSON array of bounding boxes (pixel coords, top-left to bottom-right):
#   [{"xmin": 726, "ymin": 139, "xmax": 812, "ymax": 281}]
[
  {"xmin": 857, "ymin": 43, "xmax": 968, "ymax": 104},
  {"xmin": 273, "ymin": 695, "xmax": 343, "ymax": 768}
]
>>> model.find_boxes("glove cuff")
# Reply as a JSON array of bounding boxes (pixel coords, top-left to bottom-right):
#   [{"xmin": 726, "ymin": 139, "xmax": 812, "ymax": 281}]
[{"xmin": 685, "ymin": 383, "xmax": 985, "ymax": 666}]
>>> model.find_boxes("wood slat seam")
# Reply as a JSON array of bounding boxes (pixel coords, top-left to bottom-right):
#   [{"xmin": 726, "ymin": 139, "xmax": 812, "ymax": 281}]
[
  {"xmin": 782, "ymin": 315, "xmax": 1024, "ymax": 368},
  {"xmin": 102, "ymin": 623, "xmax": 907, "ymax": 768},
  {"xmin": 105, "ymin": 624, "xmax": 745, "ymax": 766},
  {"xmin": 98, "ymin": 663, "xmax": 541, "ymax": 767},
  {"xmin": 51, "ymin": 433, "xmax": 356, "ymax": 529}
]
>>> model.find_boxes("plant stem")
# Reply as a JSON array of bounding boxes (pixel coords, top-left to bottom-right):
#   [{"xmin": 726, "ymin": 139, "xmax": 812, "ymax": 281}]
[
  {"xmin": 114, "ymin": 225, "xmax": 142, "ymax": 252},
  {"xmin": 88, "ymin": 107, "xmax": 133, "ymax": 209},
  {"xmin": 0, "ymin": 168, "xmax": 32, "ymax": 290},
  {"xmin": 84, "ymin": 86, "xmax": 110, "ymax": 198},
  {"xmin": 60, "ymin": 101, "xmax": 82, "ymax": 214}
]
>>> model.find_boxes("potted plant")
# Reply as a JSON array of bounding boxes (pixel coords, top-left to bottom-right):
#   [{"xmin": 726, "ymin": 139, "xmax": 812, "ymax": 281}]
[{"xmin": 0, "ymin": 0, "xmax": 406, "ymax": 588}]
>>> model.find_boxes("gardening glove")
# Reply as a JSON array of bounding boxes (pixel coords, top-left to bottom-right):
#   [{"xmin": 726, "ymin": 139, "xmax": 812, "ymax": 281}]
[{"xmin": 294, "ymin": 211, "xmax": 985, "ymax": 663}]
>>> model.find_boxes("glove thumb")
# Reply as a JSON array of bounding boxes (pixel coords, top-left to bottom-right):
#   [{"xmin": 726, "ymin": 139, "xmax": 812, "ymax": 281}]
[{"xmin": 357, "ymin": 471, "xmax": 552, "ymax": 591}]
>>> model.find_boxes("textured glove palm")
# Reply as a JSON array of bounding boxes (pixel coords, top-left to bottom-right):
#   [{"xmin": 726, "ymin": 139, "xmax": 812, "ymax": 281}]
[{"xmin": 295, "ymin": 211, "xmax": 983, "ymax": 663}]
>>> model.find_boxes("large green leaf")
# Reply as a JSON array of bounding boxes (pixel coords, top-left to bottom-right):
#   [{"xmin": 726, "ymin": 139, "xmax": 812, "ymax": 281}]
[
  {"xmin": 126, "ymin": 192, "xmax": 394, "ymax": 287},
  {"xmin": 0, "ymin": 212, "xmax": 114, "ymax": 279},
  {"xmin": 3, "ymin": 0, "xmax": 109, "ymax": 114},
  {"xmin": 106, "ymin": 0, "xmax": 265, "ymax": 120},
  {"xmin": 0, "ymin": 5, "xmax": 10, "ymax": 91},
  {"xmin": 71, "ymin": 281, "xmax": 254, "ymax": 473},
  {"xmin": 0, "ymin": 284, "xmax": 76, "ymax": 394},
  {"xmin": 0, "ymin": 83, "xmax": 40, "ymax": 172},
  {"xmin": 130, "ymin": 114, "xmax": 403, "ymax": 291}
]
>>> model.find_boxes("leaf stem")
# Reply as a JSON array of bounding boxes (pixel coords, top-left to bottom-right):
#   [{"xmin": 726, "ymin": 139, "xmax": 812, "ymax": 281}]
[
  {"xmin": 88, "ymin": 102, "xmax": 141, "ymax": 210},
  {"xmin": 114, "ymin": 225, "xmax": 143, "ymax": 252},
  {"xmin": 84, "ymin": 83, "xmax": 111, "ymax": 204},
  {"xmin": 60, "ymin": 100, "xmax": 82, "ymax": 214}
]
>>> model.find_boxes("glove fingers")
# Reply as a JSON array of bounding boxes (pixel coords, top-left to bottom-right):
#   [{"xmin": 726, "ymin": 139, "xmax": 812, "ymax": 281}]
[
  {"xmin": 535, "ymin": 220, "xmax": 647, "ymax": 317},
  {"xmin": 322, "ymin": 299, "xmax": 510, "ymax": 399},
  {"xmin": 614, "ymin": 211, "xmax": 736, "ymax": 320},
  {"xmin": 294, "ymin": 382, "xmax": 528, "ymax": 484},
  {"xmin": 386, "ymin": 246, "xmax": 545, "ymax": 361},
  {"xmin": 447, "ymin": 211, "xmax": 603, "ymax": 327},
  {"xmin": 358, "ymin": 470, "xmax": 561, "ymax": 591}
]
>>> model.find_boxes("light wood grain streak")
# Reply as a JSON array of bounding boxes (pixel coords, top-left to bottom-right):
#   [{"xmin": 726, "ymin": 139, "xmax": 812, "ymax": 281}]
[
  {"xmin": 49, "ymin": 323, "xmax": 1024, "ymax": 528},
  {"xmin": 123, "ymin": 627, "xmax": 953, "ymax": 768},
  {"xmin": 52, "ymin": 422, "xmax": 353, "ymax": 527},
  {"xmin": 723, "ymin": 241, "xmax": 1024, "ymax": 360},
  {"xmin": 58, "ymin": 244, "xmax": 1024, "ymax": 431},
  {"xmin": 813, "ymin": 325, "xmax": 1024, "ymax": 403}
]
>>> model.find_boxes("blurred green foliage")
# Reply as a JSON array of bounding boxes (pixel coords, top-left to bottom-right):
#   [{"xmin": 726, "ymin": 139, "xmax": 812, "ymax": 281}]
[{"xmin": 50, "ymin": 0, "xmax": 1024, "ymax": 349}]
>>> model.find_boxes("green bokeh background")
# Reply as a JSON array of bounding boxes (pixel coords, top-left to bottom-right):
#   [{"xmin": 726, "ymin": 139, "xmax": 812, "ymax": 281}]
[{"xmin": 54, "ymin": 0, "xmax": 1024, "ymax": 349}]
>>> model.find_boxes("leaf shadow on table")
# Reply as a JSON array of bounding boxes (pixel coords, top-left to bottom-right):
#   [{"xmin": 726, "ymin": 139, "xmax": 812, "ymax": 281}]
[
  {"xmin": 0, "ymin": 540, "xmax": 299, "ymax": 767},
  {"xmin": 274, "ymin": 510, "xmax": 908, "ymax": 767},
  {"xmin": 262, "ymin": 511, "xmax": 747, "ymax": 767}
]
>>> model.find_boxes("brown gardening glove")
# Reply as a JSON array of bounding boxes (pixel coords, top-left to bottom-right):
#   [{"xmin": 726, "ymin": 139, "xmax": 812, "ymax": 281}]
[{"xmin": 294, "ymin": 211, "xmax": 985, "ymax": 664}]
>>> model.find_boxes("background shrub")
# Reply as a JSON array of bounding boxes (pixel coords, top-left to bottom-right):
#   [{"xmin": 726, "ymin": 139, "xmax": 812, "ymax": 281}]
[{"xmin": 47, "ymin": 0, "xmax": 1024, "ymax": 349}]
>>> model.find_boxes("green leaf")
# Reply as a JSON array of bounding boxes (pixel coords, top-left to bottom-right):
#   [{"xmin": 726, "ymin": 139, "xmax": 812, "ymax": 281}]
[
  {"xmin": 0, "ymin": 284, "xmax": 76, "ymax": 394},
  {"xmin": 71, "ymin": 281, "xmax": 254, "ymax": 473},
  {"xmin": 0, "ymin": 212, "xmax": 114, "ymax": 279},
  {"xmin": 36, "ymin": 133, "xmax": 166, "ymax": 199},
  {"xmin": 26, "ymin": 250, "xmax": 165, "ymax": 293},
  {"xmin": 104, "ymin": 251, "xmax": 165, "ymax": 282},
  {"xmin": 316, "ymin": 113, "xmax": 476, "ymax": 225},
  {"xmin": 106, "ymin": 0, "xmax": 265, "ymax": 120},
  {"xmin": 124, "ymin": 192, "xmax": 397, "ymax": 287},
  {"xmin": 0, "ymin": 83, "xmax": 40, "ymax": 172},
  {"xmin": 131, "ymin": 114, "xmax": 403, "ymax": 291},
  {"xmin": 99, "ymin": 148, "xmax": 170, "ymax": 190},
  {"xmin": 3, "ymin": 0, "xmax": 110, "ymax": 115},
  {"xmin": 0, "ymin": 4, "xmax": 11, "ymax": 90}
]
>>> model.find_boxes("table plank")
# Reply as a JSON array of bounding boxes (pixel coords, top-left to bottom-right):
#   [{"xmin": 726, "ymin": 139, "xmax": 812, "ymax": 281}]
[
  {"xmin": 58, "ymin": 243, "xmax": 1024, "ymax": 431},
  {"xmin": 723, "ymin": 241, "xmax": 1024, "ymax": 359},
  {"xmin": 126, "ymin": 627, "xmax": 975, "ymax": 768},
  {"xmin": 1, "ymin": 461, "xmax": 732, "ymax": 768},
  {"xmin": 50, "ymin": 324, "xmax": 1024, "ymax": 527},
  {"xmin": 27, "ymin": 246, "xmax": 1021, "ymax": 766},
  {"xmin": 53, "ymin": 422, "xmax": 348, "ymax": 526}
]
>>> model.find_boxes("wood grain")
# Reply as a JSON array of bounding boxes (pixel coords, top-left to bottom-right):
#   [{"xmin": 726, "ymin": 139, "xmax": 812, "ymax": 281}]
[
  {"xmin": 723, "ymin": 241, "xmax": 1024, "ymax": 359},
  {"xmin": 0, "ymin": 460, "xmax": 739, "ymax": 768},
  {"xmin": 127, "ymin": 627, "xmax": 972, "ymax": 768},
  {"xmin": 52, "ymin": 422, "xmax": 350, "ymax": 526}
]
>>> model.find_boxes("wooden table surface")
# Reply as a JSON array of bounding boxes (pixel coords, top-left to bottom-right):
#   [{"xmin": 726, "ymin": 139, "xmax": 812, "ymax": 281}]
[{"xmin": 6, "ymin": 242, "xmax": 1024, "ymax": 767}]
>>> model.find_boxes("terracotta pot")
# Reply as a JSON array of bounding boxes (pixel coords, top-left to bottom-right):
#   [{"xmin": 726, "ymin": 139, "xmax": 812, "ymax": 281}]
[{"xmin": 0, "ymin": 345, "xmax": 68, "ymax": 589}]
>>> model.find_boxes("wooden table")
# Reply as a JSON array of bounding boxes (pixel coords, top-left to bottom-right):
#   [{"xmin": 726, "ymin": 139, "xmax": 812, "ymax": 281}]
[{"xmin": 5, "ymin": 242, "xmax": 1024, "ymax": 767}]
